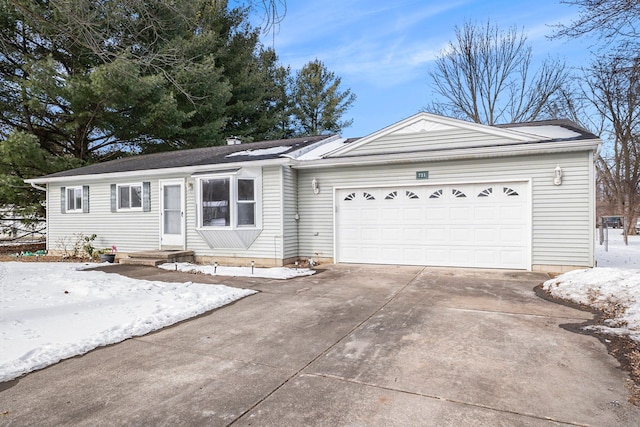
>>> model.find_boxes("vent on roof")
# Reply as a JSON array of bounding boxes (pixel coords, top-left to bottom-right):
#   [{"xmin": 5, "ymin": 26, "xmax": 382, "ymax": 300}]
[{"xmin": 226, "ymin": 136, "xmax": 242, "ymax": 145}]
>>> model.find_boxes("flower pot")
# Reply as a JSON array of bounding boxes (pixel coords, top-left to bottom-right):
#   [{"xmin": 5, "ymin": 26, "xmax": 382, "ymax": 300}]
[{"xmin": 100, "ymin": 253, "xmax": 116, "ymax": 263}]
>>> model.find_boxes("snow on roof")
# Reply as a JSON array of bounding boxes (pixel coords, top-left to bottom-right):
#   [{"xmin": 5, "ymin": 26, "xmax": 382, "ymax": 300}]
[
  {"xmin": 225, "ymin": 145, "xmax": 291, "ymax": 158},
  {"xmin": 294, "ymin": 137, "xmax": 350, "ymax": 160},
  {"xmin": 502, "ymin": 125, "xmax": 582, "ymax": 140}
]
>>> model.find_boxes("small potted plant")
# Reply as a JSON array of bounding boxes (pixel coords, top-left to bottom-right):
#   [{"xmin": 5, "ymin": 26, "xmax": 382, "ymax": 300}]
[{"xmin": 99, "ymin": 245, "xmax": 117, "ymax": 263}]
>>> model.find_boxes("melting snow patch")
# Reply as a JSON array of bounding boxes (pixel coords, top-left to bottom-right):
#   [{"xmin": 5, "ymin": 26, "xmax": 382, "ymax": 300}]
[
  {"xmin": 159, "ymin": 262, "xmax": 315, "ymax": 279},
  {"xmin": 226, "ymin": 146, "xmax": 291, "ymax": 157}
]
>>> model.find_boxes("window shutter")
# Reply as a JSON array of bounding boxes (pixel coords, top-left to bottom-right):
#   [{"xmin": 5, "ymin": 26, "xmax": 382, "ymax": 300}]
[
  {"xmin": 60, "ymin": 187, "xmax": 66, "ymax": 213},
  {"xmin": 82, "ymin": 186, "xmax": 89, "ymax": 213},
  {"xmin": 110, "ymin": 184, "xmax": 117, "ymax": 212},
  {"xmin": 143, "ymin": 181, "xmax": 151, "ymax": 212}
]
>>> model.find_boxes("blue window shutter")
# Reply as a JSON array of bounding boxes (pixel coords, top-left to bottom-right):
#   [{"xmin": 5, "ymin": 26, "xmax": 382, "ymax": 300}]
[
  {"xmin": 60, "ymin": 187, "xmax": 66, "ymax": 213},
  {"xmin": 82, "ymin": 186, "xmax": 89, "ymax": 213},
  {"xmin": 110, "ymin": 184, "xmax": 117, "ymax": 212},
  {"xmin": 143, "ymin": 182, "xmax": 151, "ymax": 212}
]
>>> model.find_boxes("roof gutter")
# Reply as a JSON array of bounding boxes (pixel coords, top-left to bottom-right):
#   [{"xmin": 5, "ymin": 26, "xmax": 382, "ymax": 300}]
[{"xmin": 30, "ymin": 182, "xmax": 47, "ymax": 192}]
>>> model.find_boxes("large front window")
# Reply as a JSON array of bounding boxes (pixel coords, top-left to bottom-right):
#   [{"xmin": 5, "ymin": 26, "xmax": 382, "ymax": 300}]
[
  {"xmin": 200, "ymin": 176, "xmax": 257, "ymax": 228},
  {"xmin": 202, "ymin": 178, "xmax": 230, "ymax": 226}
]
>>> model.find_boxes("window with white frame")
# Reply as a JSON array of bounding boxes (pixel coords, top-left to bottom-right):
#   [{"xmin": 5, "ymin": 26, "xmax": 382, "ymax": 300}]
[
  {"xmin": 117, "ymin": 183, "xmax": 143, "ymax": 210},
  {"xmin": 199, "ymin": 175, "xmax": 258, "ymax": 228},
  {"xmin": 66, "ymin": 187, "xmax": 83, "ymax": 212},
  {"xmin": 237, "ymin": 179, "xmax": 255, "ymax": 226},
  {"xmin": 202, "ymin": 178, "xmax": 230, "ymax": 226}
]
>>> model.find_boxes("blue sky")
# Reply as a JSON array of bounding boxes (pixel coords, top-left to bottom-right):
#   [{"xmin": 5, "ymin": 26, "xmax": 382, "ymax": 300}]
[{"xmin": 258, "ymin": 0, "xmax": 593, "ymax": 137}]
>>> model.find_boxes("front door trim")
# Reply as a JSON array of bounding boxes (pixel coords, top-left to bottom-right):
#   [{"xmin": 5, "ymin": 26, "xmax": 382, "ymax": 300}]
[{"xmin": 159, "ymin": 179, "xmax": 186, "ymax": 249}]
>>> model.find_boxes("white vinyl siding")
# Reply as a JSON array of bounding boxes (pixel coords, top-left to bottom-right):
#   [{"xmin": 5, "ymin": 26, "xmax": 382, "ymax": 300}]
[
  {"xmin": 297, "ymin": 151, "xmax": 594, "ymax": 268},
  {"xmin": 49, "ymin": 180, "xmax": 160, "ymax": 253}
]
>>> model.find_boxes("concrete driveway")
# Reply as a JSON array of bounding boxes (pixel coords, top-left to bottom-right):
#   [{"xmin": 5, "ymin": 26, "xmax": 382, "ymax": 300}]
[{"xmin": 1, "ymin": 264, "xmax": 639, "ymax": 426}]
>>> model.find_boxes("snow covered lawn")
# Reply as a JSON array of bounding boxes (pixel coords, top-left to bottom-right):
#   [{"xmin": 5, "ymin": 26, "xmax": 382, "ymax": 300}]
[
  {"xmin": 543, "ymin": 230, "xmax": 640, "ymax": 343},
  {"xmin": 0, "ymin": 262, "xmax": 255, "ymax": 382}
]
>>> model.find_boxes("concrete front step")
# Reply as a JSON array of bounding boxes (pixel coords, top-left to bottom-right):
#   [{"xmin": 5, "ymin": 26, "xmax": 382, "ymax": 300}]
[{"xmin": 119, "ymin": 250, "xmax": 195, "ymax": 266}]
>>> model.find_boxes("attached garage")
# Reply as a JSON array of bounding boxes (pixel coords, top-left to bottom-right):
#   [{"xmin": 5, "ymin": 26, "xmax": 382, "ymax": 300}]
[
  {"xmin": 336, "ymin": 181, "xmax": 530, "ymax": 269},
  {"xmin": 296, "ymin": 113, "xmax": 601, "ymax": 273}
]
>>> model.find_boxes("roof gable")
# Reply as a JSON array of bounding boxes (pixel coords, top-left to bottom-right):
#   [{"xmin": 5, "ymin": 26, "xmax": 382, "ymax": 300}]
[{"xmin": 324, "ymin": 113, "xmax": 583, "ymax": 158}]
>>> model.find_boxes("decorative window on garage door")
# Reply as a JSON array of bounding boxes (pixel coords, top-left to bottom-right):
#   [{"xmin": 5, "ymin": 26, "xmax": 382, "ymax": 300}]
[
  {"xmin": 429, "ymin": 189, "xmax": 443, "ymax": 199},
  {"xmin": 363, "ymin": 192, "xmax": 375, "ymax": 200},
  {"xmin": 478, "ymin": 188, "xmax": 493, "ymax": 197},
  {"xmin": 405, "ymin": 190, "xmax": 419, "ymax": 199},
  {"xmin": 385, "ymin": 191, "xmax": 398, "ymax": 200},
  {"xmin": 344, "ymin": 192, "xmax": 356, "ymax": 201},
  {"xmin": 503, "ymin": 187, "xmax": 519, "ymax": 196},
  {"xmin": 452, "ymin": 189, "xmax": 466, "ymax": 198}
]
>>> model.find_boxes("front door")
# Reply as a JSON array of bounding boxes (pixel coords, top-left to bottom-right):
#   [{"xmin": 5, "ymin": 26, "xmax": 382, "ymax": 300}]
[{"xmin": 160, "ymin": 180, "xmax": 185, "ymax": 248}]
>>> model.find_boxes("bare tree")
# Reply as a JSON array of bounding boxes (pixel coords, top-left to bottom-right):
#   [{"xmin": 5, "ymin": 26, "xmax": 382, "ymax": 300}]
[
  {"xmin": 585, "ymin": 55, "xmax": 640, "ymax": 240},
  {"xmin": 554, "ymin": 0, "xmax": 640, "ymax": 46},
  {"xmin": 426, "ymin": 21, "xmax": 568, "ymax": 125}
]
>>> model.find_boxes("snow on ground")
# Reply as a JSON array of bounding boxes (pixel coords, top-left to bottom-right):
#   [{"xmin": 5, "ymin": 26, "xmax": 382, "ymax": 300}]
[
  {"xmin": 543, "ymin": 229, "xmax": 640, "ymax": 343},
  {"xmin": 159, "ymin": 262, "xmax": 315, "ymax": 279},
  {"xmin": 0, "ymin": 262, "xmax": 255, "ymax": 382}
]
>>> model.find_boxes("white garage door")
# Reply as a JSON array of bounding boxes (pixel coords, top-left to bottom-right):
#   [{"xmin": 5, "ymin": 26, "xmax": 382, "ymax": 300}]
[{"xmin": 336, "ymin": 182, "xmax": 529, "ymax": 269}]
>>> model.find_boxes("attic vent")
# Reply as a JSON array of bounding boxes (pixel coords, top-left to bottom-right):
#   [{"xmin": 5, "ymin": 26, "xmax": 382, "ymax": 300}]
[{"xmin": 226, "ymin": 136, "xmax": 242, "ymax": 145}]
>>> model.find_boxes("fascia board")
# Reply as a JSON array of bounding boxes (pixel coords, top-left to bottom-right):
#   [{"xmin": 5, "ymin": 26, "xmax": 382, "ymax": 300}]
[
  {"xmin": 327, "ymin": 112, "xmax": 544, "ymax": 157},
  {"xmin": 292, "ymin": 138, "xmax": 601, "ymax": 169},
  {"xmin": 25, "ymin": 157, "xmax": 290, "ymax": 184}
]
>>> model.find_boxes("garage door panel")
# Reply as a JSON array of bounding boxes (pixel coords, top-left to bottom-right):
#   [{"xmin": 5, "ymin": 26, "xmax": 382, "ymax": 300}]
[
  {"xmin": 450, "ymin": 207, "xmax": 472, "ymax": 221},
  {"xmin": 360, "ymin": 208, "xmax": 380, "ymax": 223},
  {"xmin": 402, "ymin": 227, "xmax": 425, "ymax": 241},
  {"xmin": 361, "ymin": 246, "xmax": 381, "ymax": 261},
  {"xmin": 474, "ymin": 205, "xmax": 498, "ymax": 220},
  {"xmin": 426, "ymin": 228, "xmax": 448, "ymax": 242},
  {"xmin": 426, "ymin": 207, "xmax": 447, "ymax": 220},
  {"xmin": 426, "ymin": 248, "xmax": 448, "ymax": 263},
  {"xmin": 402, "ymin": 248, "xmax": 425, "ymax": 264},
  {"xmin": 382, "ymin": 227, "xmax": 403, "ymax": 243},
  {"xmin": 475, "ymin": 249, "xmax": 499, "ymax": 265},
  {"xmin": 403, "ymin": 207, "xmax": 424, "ymax": 221},
  {"xmin": 474, "ymin": 227, "xmax": 499, "ymax": 243},
  {"xmin": 450, "ymin": 248, "xmax": 473, "ymax": 265},
  {"xmin": 499, "ymin": 227, "xmax": 528, "ymax": 243},
  {"xmin": 450, "ymin": 227, "xmax": 472, "ymax": 243},
  {"xmin": 337, "ymin": 183, "xmax": 529, "ymax": 269},
  {"xmin": 361, "ymin": 227, "xmax": 381, "ymax": 241},
  {"xmin": 500, "ymin": 206, "xmax": 524, "ymax": 221}
]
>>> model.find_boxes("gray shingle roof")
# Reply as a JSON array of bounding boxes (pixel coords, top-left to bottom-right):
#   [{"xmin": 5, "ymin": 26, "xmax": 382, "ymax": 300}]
[{"xmin": 42, "ymin": 135, "xmax": 333, "ymax": 179}]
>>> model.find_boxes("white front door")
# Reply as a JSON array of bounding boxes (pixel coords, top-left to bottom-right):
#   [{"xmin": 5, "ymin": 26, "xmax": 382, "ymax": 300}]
[{"xmin": 160, "ymin": 180, "xmax": 185, "ymax": 248}]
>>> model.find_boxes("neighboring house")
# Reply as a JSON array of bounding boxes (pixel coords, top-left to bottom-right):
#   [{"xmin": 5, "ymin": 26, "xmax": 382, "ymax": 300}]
[{"xmin": 26, "ymin": 113, "xmax": 601, "ymax": 272}]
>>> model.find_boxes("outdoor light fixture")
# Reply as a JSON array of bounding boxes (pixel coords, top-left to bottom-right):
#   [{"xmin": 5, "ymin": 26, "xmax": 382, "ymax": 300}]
[
  {"xmin": 554, "ymin": 164, "xmax": 563, "ymax": 186},
  {"xmin": 311, "ymin": 177, "xmax": 320, "ymax": 194}
]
